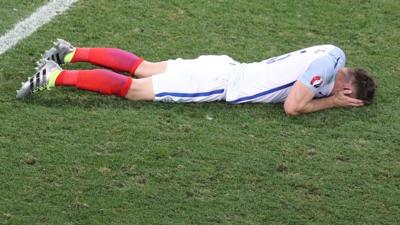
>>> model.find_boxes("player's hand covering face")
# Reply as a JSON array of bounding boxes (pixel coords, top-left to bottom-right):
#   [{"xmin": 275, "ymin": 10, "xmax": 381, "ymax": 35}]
[{"xmin": 332, "ymin": 90, "xmax": 364, "ymax": 107}]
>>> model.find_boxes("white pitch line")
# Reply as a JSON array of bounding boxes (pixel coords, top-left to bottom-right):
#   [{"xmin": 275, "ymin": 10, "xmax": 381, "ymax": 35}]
[{"xmin": 0, "ymin": 0, "xmax": 78, "ymax": 56}]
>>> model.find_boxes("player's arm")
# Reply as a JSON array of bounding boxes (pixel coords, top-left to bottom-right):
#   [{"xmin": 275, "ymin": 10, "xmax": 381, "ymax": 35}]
[
  {"xmin": 284, "ymin": 52, "xmax": 362, "ymax": 116},
  {"xmin": 284, "ymin": 81, "xmax": 363, "ymax": 116}
]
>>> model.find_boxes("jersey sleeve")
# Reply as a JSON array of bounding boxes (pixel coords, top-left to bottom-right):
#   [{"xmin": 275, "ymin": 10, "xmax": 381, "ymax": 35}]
[{"xmin": 298, "ymin": 55, "xmax": 336, "ymax": 93}]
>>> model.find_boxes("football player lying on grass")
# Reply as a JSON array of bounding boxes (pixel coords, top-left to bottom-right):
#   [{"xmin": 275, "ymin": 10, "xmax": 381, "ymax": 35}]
[{"xmin": 17, "ymin": 39, "xmax": 376, "ymax": 116}]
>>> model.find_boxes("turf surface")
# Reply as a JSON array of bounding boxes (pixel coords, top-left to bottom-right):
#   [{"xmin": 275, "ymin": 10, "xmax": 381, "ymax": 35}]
[
  {"xmin": 0, "ymin": 0, "xmax": 399, "ymax": 224},
  {"xmin": 0, "ymin": 0, "xmax": 47, "ymax": 35}
]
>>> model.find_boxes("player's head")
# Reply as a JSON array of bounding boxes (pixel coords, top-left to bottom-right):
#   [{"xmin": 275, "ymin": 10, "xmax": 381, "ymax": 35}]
[{"xmin": 334, "ymin": 67, "xmax": 377, "ymax": 105}]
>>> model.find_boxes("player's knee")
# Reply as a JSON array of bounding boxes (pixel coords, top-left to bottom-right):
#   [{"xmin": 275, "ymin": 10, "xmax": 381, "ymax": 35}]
[{"xmin": 125, "ymin": 78, "xmax": 155, "ymax": 101}]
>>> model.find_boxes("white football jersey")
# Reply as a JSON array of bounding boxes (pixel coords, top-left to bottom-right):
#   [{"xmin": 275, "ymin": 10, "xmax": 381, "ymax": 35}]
[{"xmin": 226, "ymin": 45, "xmax": 346, "ymax": 103}]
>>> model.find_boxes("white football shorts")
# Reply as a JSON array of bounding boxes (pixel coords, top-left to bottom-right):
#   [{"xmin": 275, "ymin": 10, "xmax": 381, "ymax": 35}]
[{"xmin": 152, "ymin": 55, "xmax": 238, "ymax": 102}]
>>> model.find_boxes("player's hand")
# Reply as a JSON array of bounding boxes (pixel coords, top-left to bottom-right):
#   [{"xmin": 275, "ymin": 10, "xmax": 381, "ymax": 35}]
[{"xmin": 332, "ymin": 90, "xmax": 364, "ymax": 107}]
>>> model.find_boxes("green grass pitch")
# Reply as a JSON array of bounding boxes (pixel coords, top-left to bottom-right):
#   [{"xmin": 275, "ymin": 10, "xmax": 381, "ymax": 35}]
[{"xmin": 0, "ymin": 0, "xmax": 399, "ymax": 224}]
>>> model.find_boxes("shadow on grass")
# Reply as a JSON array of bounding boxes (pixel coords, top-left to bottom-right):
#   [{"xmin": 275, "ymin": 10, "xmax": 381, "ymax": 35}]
[
  {"xmin": 13, "ymin": 88, "xmax": 378, "ymax": 129},
  {"xmin": 17, "ymin": 88, "xmax": 282, "ymax": 112}
]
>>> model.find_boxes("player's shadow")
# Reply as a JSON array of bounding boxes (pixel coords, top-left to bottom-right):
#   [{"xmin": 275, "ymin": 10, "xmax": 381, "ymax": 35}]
[
  {"xmin": 18, "ymin": 88, "xmax": 285, "ymax": 115},
  {"xmin": 16, "ymin": 90, "xmax": 370, "ymax": 128}
]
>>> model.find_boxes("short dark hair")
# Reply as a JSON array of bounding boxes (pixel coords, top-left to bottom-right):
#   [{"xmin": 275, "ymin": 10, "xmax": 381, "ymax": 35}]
[{"xmin": 349, "ymin": 68, "xmax": 377, "ymax": 105}]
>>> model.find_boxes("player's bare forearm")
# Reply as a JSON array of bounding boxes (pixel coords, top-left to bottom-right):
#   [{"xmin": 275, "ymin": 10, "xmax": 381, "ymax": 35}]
[
  {"xmin": 284, "ymin": 81, "xmax": 364, "ymax": 116},
  {"xmin": 287, "ymin": 93, "xmax": 364, "ymax": 116},
  {"xmin": 288, "ymin": 97, "xmax": 336, "ymax": 116}
]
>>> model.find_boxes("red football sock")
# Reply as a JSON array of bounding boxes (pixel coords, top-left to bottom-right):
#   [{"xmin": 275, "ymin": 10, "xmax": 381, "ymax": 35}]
[
  {"xmin": 71, "ymin": 48, "xmax": 144, "ymax": 75},
  {"xmin": 55, "ymin": 69, "xmax": 132, "ymax": 97}
]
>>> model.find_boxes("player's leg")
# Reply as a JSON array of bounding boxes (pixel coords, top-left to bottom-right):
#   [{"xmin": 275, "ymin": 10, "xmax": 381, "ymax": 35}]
[
  {"xmin": 69, "ymin": 47, "xmax": 167, "ymax": 77},
  {"xmin": 125, "ymin": 77, "xmax": 154, "ymax": 100},
  {"xmin": 68, "ymin": 47, "xmax": 144, "ymax": 75},
  {"xmin": 56, "ymin": 68, "xmax": 155, "ymax": 100},
  {"xmin": 54, "ymin": 69, "xmax": 133, "ymax": 98},
  {"xmin": 43, "ymin": 39, "xmax": 167, "ymax": 77},
  {"xmin": 16, "ymin": 60, "xmax": 154, "ymax": 100},
  {"xmin": 69, "ymin": 49, "xmax": 167, "ymax": 78}
]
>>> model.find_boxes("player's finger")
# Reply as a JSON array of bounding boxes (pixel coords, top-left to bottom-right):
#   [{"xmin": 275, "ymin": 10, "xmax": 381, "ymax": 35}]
[
  {"xmin": 348, "ymin": 98, "xmax": 363, "ymax": 105},
  {"xmin": 351, "ymin": 102, "xmax": 364, "ymax": 107},
  {"xmin": 344, "ymin": 96, "xmax": 363, "ymax": 104},
  {"xmin": 343, "ymin": 90, "xmax": 352, "ymax": 95}
]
